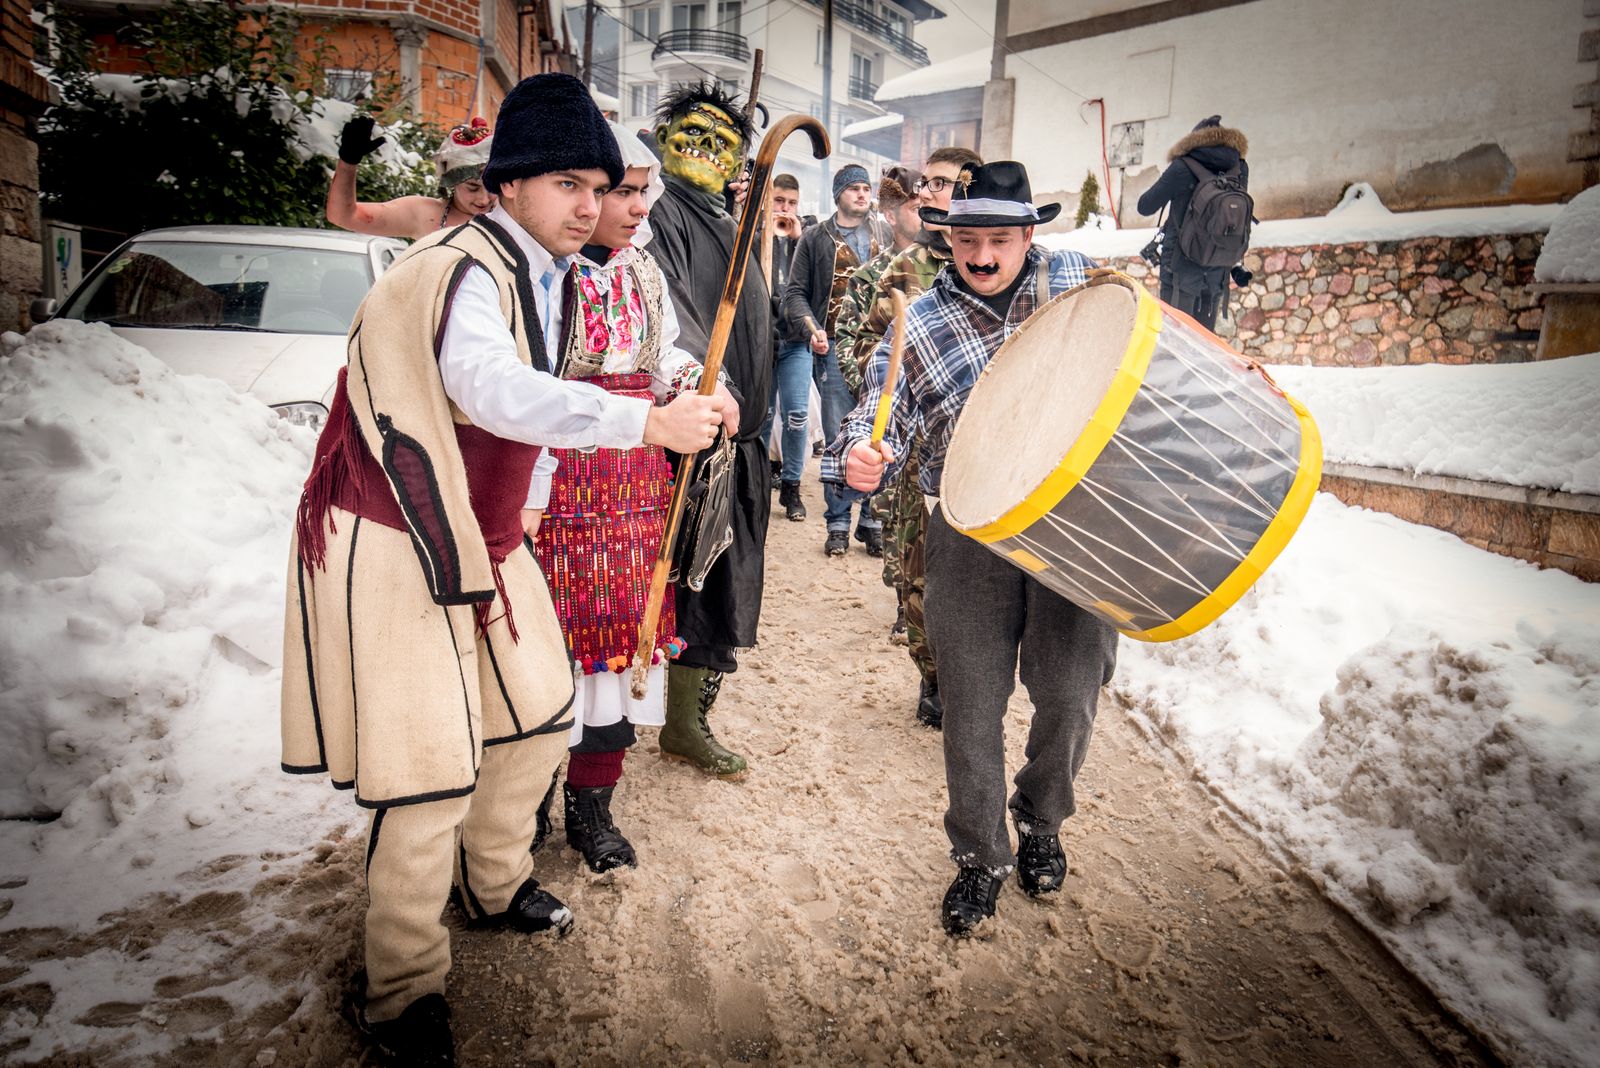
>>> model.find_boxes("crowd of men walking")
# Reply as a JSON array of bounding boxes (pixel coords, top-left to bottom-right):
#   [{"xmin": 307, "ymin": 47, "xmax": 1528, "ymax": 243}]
[{"xmin": 310, "ymin": 73, "xmax": 1249, "ymax": 1067}]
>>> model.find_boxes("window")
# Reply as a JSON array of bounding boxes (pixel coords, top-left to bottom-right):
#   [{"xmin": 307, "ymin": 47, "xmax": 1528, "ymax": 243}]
[
  {"xmin": 925, "ymin": 119, "xmax": 979, "ymax": 153},
  {"xmin": 630, "ymin": 82, "xmax": 660, "ymax": 116},
  {"xmin": 717, "ymin": 0, "xmax": 741, "ymax": 34},
  {"xmin": 884, "ymin": 6, "xmax": 908, "ymax": 40},
  {"xmin": 324, "ymin": 68, "xmax": 374, "ymax": 102},
  {"xmin": 672, "ymin": 2, "xmax": 706, "ymax": 30},
  {"xmin": 630, "ymin": 4, "xmax": 660, "ymax": 42}
]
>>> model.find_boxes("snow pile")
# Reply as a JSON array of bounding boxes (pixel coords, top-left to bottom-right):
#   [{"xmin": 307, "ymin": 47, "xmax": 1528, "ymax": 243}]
[
  {"xmin": 0, "ymin": 321, "xmax": 342, "ymax": 926},
  {"xmin": 1116, "ymin": 495, "xmax": 1600, "ymax": 1064},
  {"xmin": 1270, "ymin": 354, "xmax": 1600, "ymax": 494},
  {"xmin": 1043, "ymin": 181, "xmax": 1560, "ymax": 259},
  {"xmin": 1534, "ymin": 184, "xmax": 1600, "ymax": 284}
]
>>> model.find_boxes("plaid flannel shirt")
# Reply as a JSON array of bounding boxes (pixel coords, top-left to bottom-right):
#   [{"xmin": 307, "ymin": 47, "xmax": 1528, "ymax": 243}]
[{"xmin": 821, "ymin": 245, "xmax": 1097, "ymax": 496}]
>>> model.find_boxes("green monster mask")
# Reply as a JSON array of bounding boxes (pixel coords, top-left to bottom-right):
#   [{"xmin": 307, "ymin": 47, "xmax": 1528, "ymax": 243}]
[{"xmin": 656, "ymin": 102, "xmax": 745, "ymax": 196}]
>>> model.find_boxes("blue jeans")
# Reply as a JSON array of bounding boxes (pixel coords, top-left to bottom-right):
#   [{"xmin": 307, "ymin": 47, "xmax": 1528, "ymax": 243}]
[
  {"xmin": 769, "ymin": 339, "xmax": 814, "ymax": 483},
  {"xmin": 814, "ymin": 339, "xmax": 880, "ymax": 534}
]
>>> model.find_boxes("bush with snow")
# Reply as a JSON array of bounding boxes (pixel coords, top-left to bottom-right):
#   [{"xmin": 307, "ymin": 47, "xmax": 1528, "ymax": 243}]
[{"xmin": 1534, "ymin": 184, "xmax": 1600, "ymax": 284}]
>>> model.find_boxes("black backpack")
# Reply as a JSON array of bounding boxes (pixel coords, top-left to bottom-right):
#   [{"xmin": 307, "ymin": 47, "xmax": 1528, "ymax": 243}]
[{"xmin": 1177, "ymin": 156, "xmax": 1253, "ymax": 268}]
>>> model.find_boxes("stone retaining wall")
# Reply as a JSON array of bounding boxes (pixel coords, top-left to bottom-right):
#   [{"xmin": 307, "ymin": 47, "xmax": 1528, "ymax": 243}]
[{"xmin": 1103, "ymin": 232, "xmax": 1547, "ymax": 366}]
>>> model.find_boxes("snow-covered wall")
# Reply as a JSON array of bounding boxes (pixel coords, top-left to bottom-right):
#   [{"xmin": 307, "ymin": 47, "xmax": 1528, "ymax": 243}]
[{"xmin": 1004, "ymin": 0, "xmax": 1588, "ymax": 221}]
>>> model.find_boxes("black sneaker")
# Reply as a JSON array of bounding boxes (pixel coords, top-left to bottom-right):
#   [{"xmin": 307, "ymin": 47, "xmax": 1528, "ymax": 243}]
[
  {"xmin": 350, "ymin": 990, "xmax": 456, "ymax": 1067},
  {"xmin": 941, "ymin": 866, "xmax": 1002, "ymax": 937},
  {"xmin": 824, "ymin": 530, "xmax": 848, "ymax": 557},
  {"xmin": 915, "ymin": 676, "xmax": 942, "ymax": 730},
  {"xmin": 1016, "ymin": 829, "xmax": 1066, "ymax": 897},
  {"xmin": 856, "ymin": 527, "xmax": 884, "ymax": 556},
  {"xmin": 460, "ymin": 877, "xmax": 574, "ymax": 935},
  {"xmin": 779, "ymin": 480, "xmax": 807, "ymax": 522}
]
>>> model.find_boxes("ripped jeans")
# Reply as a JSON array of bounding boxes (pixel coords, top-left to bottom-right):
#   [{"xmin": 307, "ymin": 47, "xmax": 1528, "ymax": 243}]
[{"xmin": 770, "ymin": 339, "xmax": 815, "ymax": 483}]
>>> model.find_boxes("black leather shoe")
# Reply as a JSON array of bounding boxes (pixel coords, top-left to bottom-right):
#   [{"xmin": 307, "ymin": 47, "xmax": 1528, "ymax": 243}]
[
  {"xmin": 1016, "ymin": 830, "xmax": 1066, "ymax": 897},
  {"xmin": 564, "ymin": 783, "xmax": 637, "ymax": 873},
  {"xmin": 941, "ymin": 866, "xmax": 1002, "ymax": 937},
  {"xmin": 856, "ymin": 527, "xmax": 884, "ymax": 556},
  {"xmin": 501, "ymin": 878, "xmax": 574, "ymax": 935},
  {"xmin": 915, "ymin": 676, "xmax": 942, "ymax": 730},
  {"xmin": 352, "ymin": 991, "xmax": 456, "ymax": 1067},
  {"xmin": 779, "ymin": 480, "xmax": 807, "ymax": 521},
  {"xmin": 824, "ymin": 530, "xmax": 848, "ymax": 557}
]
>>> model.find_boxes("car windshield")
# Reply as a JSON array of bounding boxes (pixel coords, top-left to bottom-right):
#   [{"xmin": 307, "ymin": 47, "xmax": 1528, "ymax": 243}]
[{"xmin": 59, "ymin": 240, "xmax": 373, "ymax": 335}]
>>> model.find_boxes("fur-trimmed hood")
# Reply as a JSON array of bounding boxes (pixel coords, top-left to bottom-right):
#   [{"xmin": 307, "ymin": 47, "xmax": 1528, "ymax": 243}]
[{"xmin": 1168, "ymin": 124, "xmax": 1248, "ymax": 162}]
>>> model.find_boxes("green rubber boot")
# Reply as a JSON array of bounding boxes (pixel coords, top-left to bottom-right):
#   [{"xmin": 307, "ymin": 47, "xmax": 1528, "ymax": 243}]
[{"xmin": 659, "ymin": 664, "xmax": 749, "ymax": 780}]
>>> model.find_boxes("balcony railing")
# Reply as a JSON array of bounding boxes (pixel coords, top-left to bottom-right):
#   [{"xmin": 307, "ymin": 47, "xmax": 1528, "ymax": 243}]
[
  {"xmin": 651, "ymin": 28, "xmax": 751, "ymax": 65},
  {"xmin": 848, "ymin": 73, "xmax": 879, "ymax": 100},
  {"xmin": 801, "ymin": 0, "xmax": 929, "ymax": 66}
]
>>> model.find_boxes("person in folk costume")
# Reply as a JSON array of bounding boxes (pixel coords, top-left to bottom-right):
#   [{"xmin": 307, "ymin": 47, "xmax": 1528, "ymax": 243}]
[
  {"xmin": 531, "ymin": 120, "xmax": 741, "ymax": 872},
  {"xmin": 835, "ymin": 146, "xmax": 982, "ymax": 731},
  {"xmin": 327, "ymin": 114, "xmax": 498, "ymax": 241},
  {"xmin": 644, "ymin": 81, "xmax": 775, "ymax": 781},
  {"xmin": 280, "ymin": 74, "xmax": 732, "ymax": 1066},
  {"xmin": 1135, "ymin": 114, "xmax": 1251, "ymax": 330},
  {"xmin": 827, "ymin": 162, "xmax": 1119, "ymax": 938}
]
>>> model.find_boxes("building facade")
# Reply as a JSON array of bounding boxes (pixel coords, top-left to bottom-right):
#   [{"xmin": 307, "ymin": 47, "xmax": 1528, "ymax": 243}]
[
  {"xmin": 1, "ymin": 0, "xmax": 53, "ymax": 332},
  {"xmin": 980, "ymin": 0, "xmax": 1594, "ymax": 228},
  {"xmin": 578, "ymin": 0, "xmax": 945, "ymax": 215}
]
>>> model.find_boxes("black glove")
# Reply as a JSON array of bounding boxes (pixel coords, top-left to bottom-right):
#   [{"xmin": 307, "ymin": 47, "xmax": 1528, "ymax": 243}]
[
  {"xmin": 338, "ymin": 115, "xmax": 386, "ymax": 166},
  {"xmin": 1230, "ymin": 265, "xmax": 1254, "ymax": 288}
]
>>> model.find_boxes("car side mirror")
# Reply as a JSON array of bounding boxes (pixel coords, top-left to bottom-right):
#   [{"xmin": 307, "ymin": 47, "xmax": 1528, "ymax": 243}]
[{"xmin": 29, "ymin": 298, "xmax": 57, "ymax": 323}]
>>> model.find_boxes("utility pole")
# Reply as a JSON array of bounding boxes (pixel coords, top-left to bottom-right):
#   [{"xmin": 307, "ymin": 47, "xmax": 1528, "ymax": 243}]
[
  {"xmin": 819, "ymin": 0, "xmax": 833, "ymax": 200},
  {"xmin": 582, "ymin": 0, "xmax": 597, "ymax": 87}
]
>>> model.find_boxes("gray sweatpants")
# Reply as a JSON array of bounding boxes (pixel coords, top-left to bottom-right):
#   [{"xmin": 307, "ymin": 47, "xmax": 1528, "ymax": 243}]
[{"xmin": 924, "ymin": 506, "xmax": 1120, "ymax": 873}]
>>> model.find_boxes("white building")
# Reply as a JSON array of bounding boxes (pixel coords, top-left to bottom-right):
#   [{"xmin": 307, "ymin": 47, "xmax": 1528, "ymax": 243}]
[
  {"xmin": 571, "ymin": 0, "xmax": 947, "ymax": 215},
  {"xmin": 922, "ymin": 0, "xmax": 1596, "ymax": 228}
]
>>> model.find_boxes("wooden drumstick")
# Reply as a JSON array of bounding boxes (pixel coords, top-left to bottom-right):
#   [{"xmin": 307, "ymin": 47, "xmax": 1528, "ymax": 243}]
[{"xmin": 870, "ymin": 290, "xmax": 908, "ymax": 454}]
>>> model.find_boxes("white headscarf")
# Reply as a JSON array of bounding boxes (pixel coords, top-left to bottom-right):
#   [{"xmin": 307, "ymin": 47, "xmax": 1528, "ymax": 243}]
[{"xmin": 607, "ymin": 119, "xmax": 664, "ymax": 249}]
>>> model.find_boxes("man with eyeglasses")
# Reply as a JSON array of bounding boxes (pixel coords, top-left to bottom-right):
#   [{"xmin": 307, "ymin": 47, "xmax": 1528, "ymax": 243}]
[{"xmin": 831, "ymin": 145, "xmax": 982, "ymax": 731}]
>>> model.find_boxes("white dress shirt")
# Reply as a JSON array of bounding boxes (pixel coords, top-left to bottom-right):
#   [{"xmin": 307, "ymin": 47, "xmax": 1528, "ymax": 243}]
[{"xmin": 437, "ymin": 204, "xmax": 652, "ymax": 508}]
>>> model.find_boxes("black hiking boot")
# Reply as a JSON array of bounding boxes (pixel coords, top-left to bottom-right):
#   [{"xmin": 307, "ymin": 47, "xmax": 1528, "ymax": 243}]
[
  {"xmin": 941, "ymin": 866, "xmax": 1003, "ymax": 937},
  {"xmin": 889, "ymin": 606, "xmax": 907, "ymax": 645},
  {"xmin": 349, "ymin": 989, "xmax": 456, "ymax": 1068},
  {"xmin": 563, "ymin": 782, "xmax": 637, "ymax": 873},
  {"xmin": 769, "ymin": 458, "xmax": 782, "ymax": 491},
  {"xmin": 824, "ymin": 530, "xmax": 849, "ymax": 557},
  {"xmin": 915, "ymin": 676, "xmax": 942, "ymax": 730},
  {"xmin": 1016, "ymin": 829, "xmax": 1067, "ymax": 897},
  {"xmin": 856, "ymin": 527, "xmax": 884, "ymax": 556},
  {"xmin": 779, "ymin": 479, "xmax": 807, "ymax": 521},
  {"xmin": 458, "ymin": 877, "xmax": 574, "ymax": 935}
]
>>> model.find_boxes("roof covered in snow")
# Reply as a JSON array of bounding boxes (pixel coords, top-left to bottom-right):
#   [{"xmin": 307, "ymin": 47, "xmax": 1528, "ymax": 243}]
[{"xmin": 875, "ymin": 47, "xmax": 988, "ymax": 103}]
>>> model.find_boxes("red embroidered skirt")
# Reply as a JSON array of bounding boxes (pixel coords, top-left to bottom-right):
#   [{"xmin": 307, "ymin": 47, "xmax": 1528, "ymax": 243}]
[{"xmin": 534, "ymin": 374, "xmax": 681, "ymax": 675}]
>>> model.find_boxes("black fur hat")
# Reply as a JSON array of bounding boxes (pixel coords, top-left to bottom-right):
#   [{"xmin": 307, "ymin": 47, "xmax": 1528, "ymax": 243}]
[{"xmin": 481, "ymin": 73, "xmax": 624, "ymax": 193}]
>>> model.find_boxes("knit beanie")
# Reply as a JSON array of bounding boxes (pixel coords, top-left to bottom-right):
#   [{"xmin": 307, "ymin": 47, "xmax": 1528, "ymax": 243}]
[
  {"xmin": 1192, "ymin": 114, "xmax": 1222, "ymax": 131},
  {"xmin": 482, "ymin": 73, "xmax": 625, "ymax": 193},
  {"xmin": 832, "ymin": 163, "xmax": 870, "ymax": 203}
]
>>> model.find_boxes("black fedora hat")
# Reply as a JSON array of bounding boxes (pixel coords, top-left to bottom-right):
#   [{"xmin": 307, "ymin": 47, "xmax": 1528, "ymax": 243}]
[{"xmin": 919, "ymin": 160, "xmax": 1060, "ymax": 228}]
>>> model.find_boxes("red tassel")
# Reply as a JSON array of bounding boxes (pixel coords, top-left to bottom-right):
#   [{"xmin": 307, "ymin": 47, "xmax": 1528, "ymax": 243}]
[{"xmin": 295, "ymin": 373, "xmax": 365, "ymax": 573}]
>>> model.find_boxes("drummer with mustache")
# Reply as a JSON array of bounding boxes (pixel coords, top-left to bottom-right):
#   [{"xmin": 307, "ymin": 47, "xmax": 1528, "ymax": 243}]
[{"xmin": 823, "ymin": 161, "xmax": 1120, "ymax": 937}]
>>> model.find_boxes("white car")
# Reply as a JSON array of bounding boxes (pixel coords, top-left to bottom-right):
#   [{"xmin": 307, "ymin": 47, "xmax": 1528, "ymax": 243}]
[{"xmin": 39, "ymin": 225, "xmax": 407, "ymax": 432}]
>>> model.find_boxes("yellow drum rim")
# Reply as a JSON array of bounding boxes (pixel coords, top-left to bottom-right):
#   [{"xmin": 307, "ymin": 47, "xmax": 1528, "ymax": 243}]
[
  {"xmin": 1123, "ymin": 393, "xmax": 1323, "ymax": 641},
  {"xmin": 967, "ymin": 283, "xmax": 1164, "ymax": 544}
]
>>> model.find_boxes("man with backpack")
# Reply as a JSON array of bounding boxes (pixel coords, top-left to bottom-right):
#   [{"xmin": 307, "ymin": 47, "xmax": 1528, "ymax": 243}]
[{"xmin": 1136, "ymin": 115, "xmax": 1252, "ymax": 330}]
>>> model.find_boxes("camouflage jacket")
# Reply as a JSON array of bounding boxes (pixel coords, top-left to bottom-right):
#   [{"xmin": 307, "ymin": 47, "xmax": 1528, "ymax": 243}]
[
  {"xmin": 834, "ymin": 247, "xmax": 896, "ymax": 396},
  {"xmin": 838, "ymin": 238, "xmax": 951, "ymax": 395}
]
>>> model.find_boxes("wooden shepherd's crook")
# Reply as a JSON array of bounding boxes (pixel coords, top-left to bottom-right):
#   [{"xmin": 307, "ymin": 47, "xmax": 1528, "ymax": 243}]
[
  {"xmin": 870, "ymin": 289, "xmax": 908, "ymax": 454},
  {"xmin": 630, "ymin": 113, "xmax": 831, "ymax": 698}
]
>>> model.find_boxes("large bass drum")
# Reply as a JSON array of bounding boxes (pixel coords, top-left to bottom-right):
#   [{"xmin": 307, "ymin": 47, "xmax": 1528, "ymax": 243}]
[{"xmin": 940, "ymin": 270, "xmax": 1321, "ymax": 641}]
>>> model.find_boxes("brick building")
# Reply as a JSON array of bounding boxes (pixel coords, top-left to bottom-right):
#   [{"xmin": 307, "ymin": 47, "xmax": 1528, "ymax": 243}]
[
  {"xmin": 2, "ymin": 0, "xmax": 54, "ymax": 333},
  {"xmin": 53, "ymin": 0, "xmax": 576, "ymax": 124}
]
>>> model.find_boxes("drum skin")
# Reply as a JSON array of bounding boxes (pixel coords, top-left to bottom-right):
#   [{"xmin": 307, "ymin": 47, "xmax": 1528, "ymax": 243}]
[{"xmin": 941, "ymin": 271, "xmax": 1322, "ymax": 642}]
